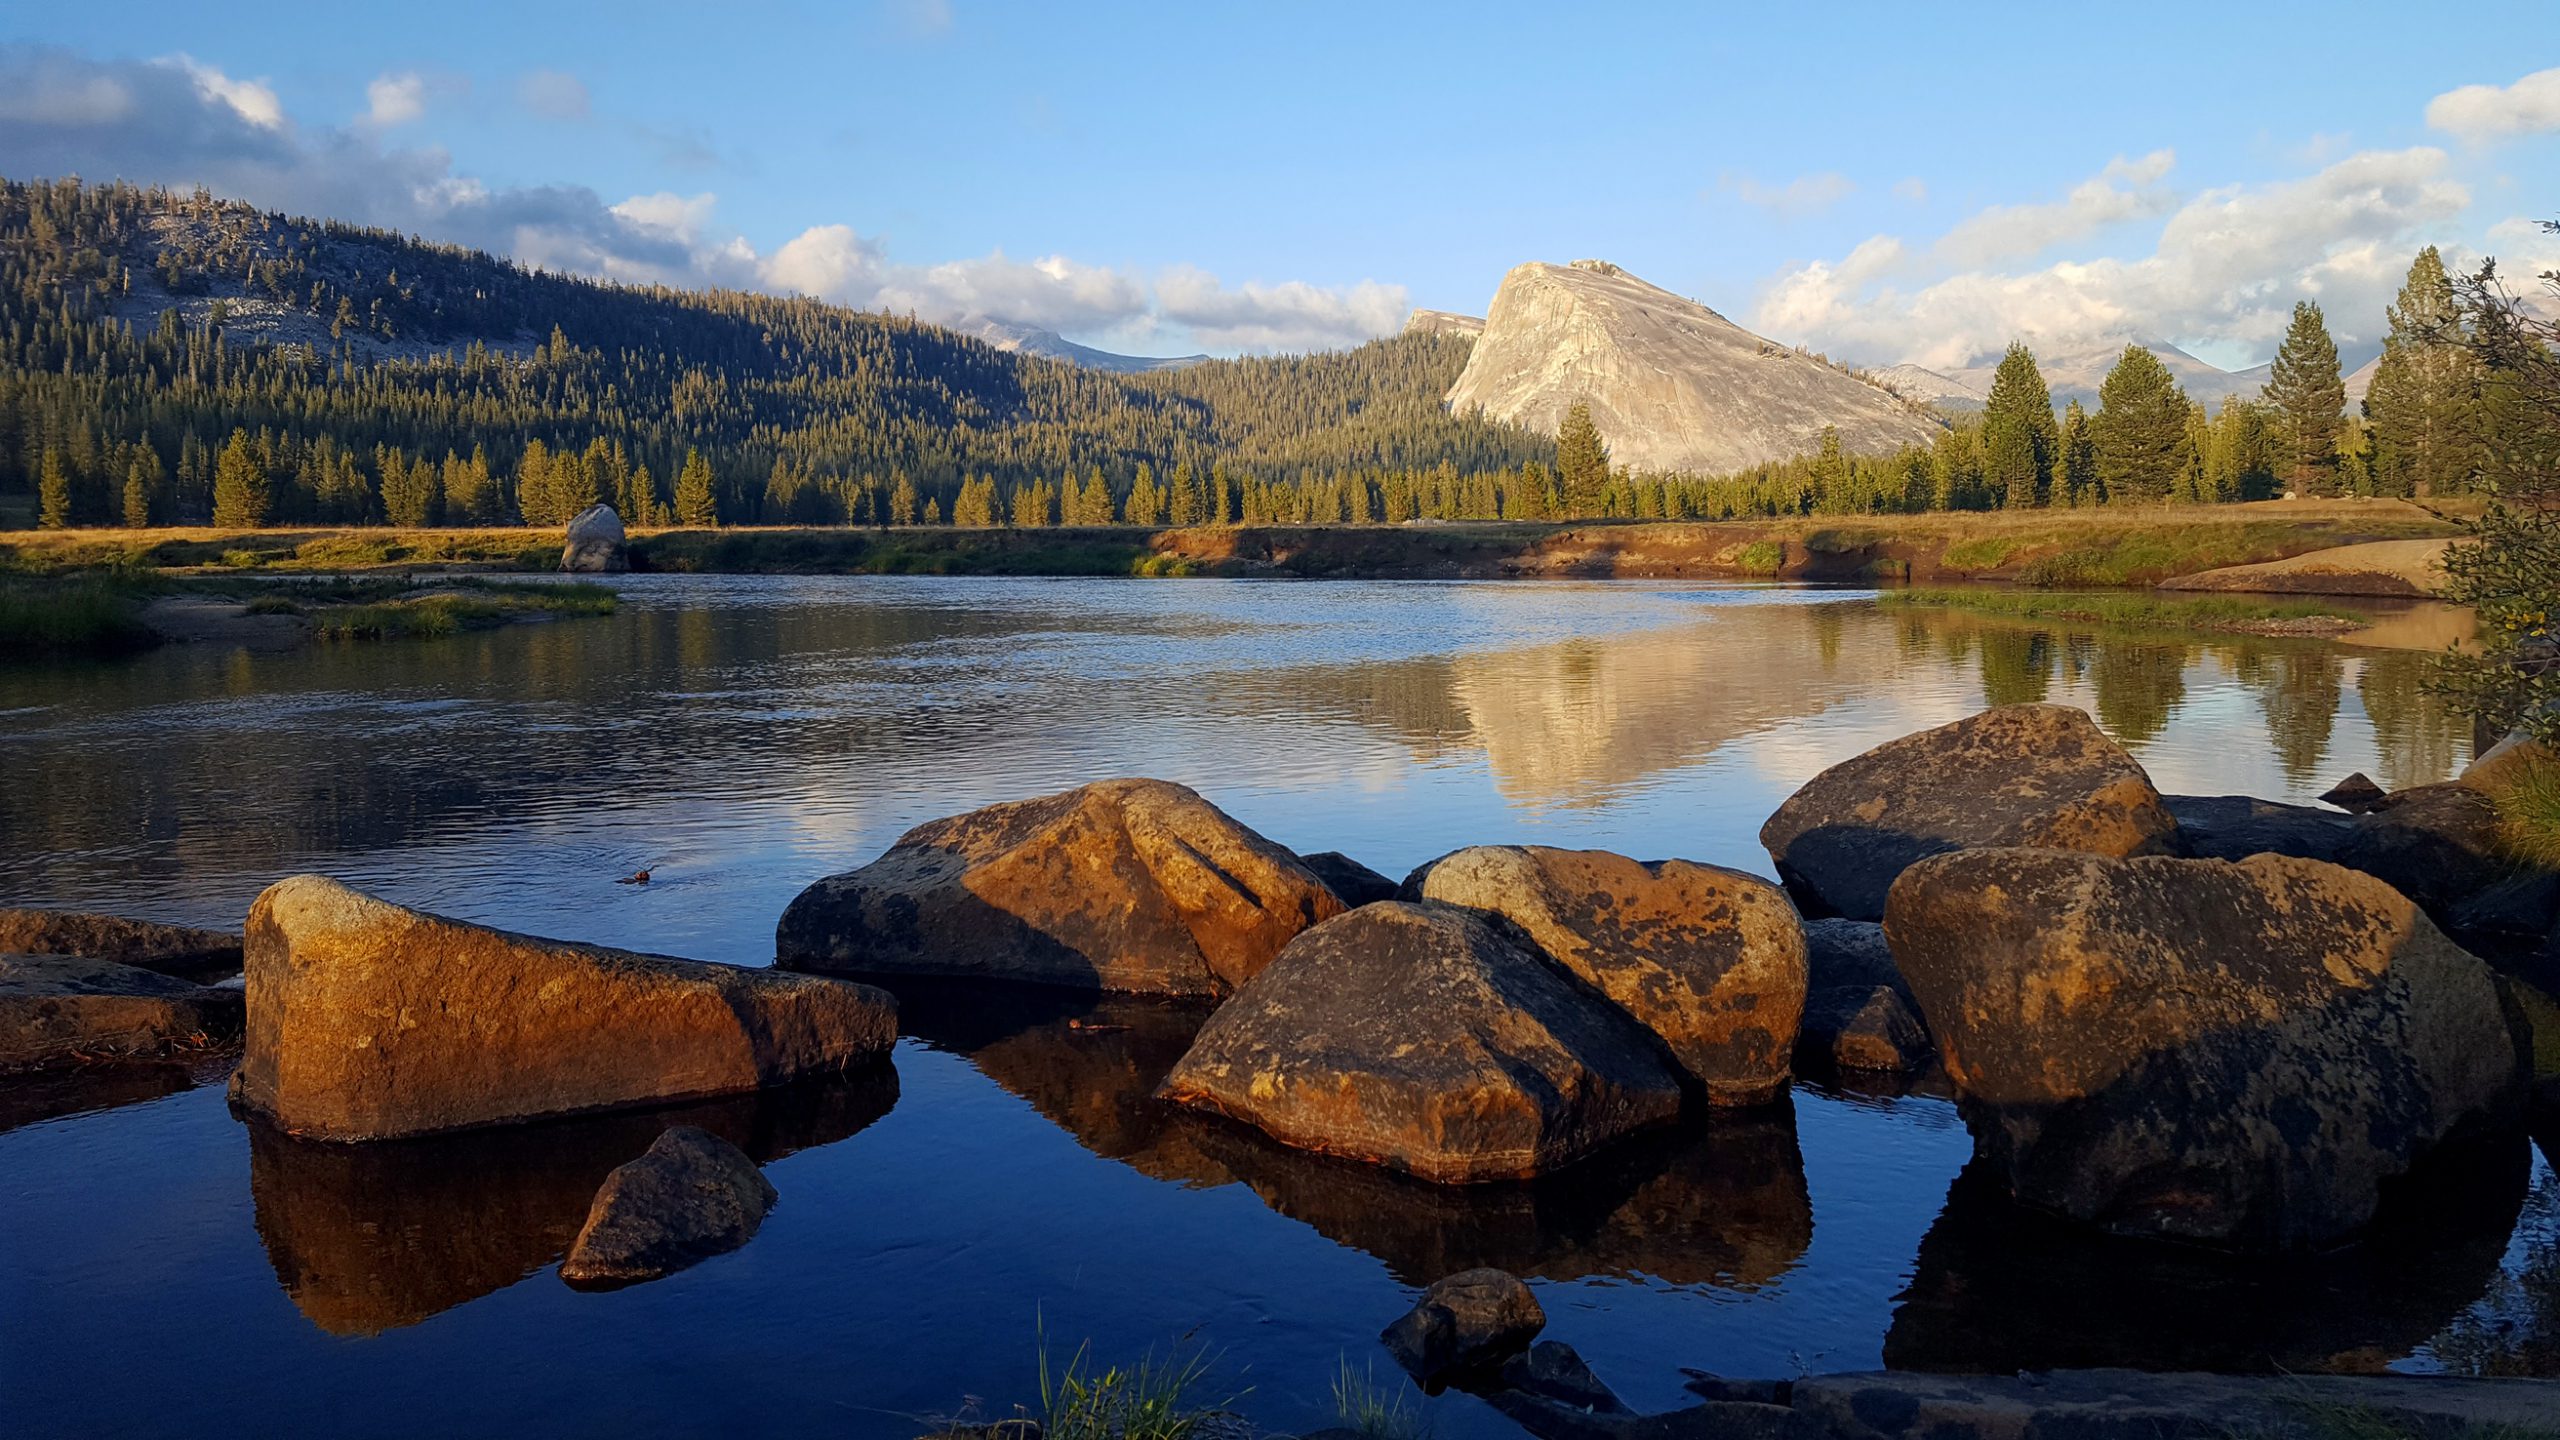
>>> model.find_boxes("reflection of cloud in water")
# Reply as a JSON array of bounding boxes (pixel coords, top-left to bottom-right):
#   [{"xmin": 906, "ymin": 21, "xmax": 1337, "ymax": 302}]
[{"xmin": 897, "ymin": 985, "xmax": 1813, "ymax": 1290}]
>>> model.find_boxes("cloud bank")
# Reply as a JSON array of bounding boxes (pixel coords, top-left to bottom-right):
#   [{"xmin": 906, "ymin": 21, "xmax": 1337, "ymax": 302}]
[{"xmin": 0, "ymin": 44, "xmax": 1403, "ymax": 355}]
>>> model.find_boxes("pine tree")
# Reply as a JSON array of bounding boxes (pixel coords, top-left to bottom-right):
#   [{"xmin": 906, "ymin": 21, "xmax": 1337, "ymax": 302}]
[
  {"xmin": 673, "ymin": 449, "xmax": 720, "ymax": 526},
  {"xmin": 1930, "ymin": 424, "xmax": 1981, "ymax": 511},
  {"xmin": 122, "ymin": 457, "xmax": 152, "ymax": 528},
  {"xmin": 1168, "ymin": 462, "xmax": 1202, "ymax": 526},
  {"xmin": 2265, "ymin": 300, "xmax": 2347, "ymax": 495},
  {"xmin": 1077, "ymin": 468, "xmax": 1114, "ymax": 525},
  {"xmin": 1809, "ymin": 427, "xmax": 1849, "ymax": 512},
  {"xmin": 211, "ymin": 429, "xmax": 270, "ymax": 528},
  {"xmin": 37, "ymin": 448, "xmax": 71, "ymax": 529},
  {"xmin": 2366, "ymin": 246, "xmax": 2485, "ymax": 496},
  {"xmin": 1556, "ymin": 403, "xmax": 1610, "ymax": 518},
  {"xmin": 887, "ymin": 471, "xmax": 919, "ymax": 526},
  {"xmin": 2091, "ymin": 345, "xmax": 2190, "ymax": 503},
  {"xmin": 2058, "ymin": 401, "xmax": 2097, "ymax": 506},
  {"xmin": 1980, "ymin": 342, "xmax": 2058, "ymax": 508},
  {"xmin": 1126, "ymin": 464, "xmax": 1166, "ymax": 526},
  {"xmin": 382, "ymin": 447, "xmax": 442, "ymax": 526}
]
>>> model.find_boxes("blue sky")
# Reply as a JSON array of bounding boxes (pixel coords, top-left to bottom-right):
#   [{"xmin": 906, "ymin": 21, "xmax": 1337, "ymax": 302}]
[{"xmin": 3, "ymin": 1, "xmax": 2556, "ymax": 367}]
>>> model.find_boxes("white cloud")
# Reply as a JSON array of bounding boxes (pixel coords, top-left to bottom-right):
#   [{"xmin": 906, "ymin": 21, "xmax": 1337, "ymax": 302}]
[
  {"xmin": 167, "ymin": 53, "xmax": 282, "ymax": 129},
  {"xmin": 1755, "ymin": 147, "xmax": 2470, "ymax": 370},
  {"xmin": 0, "ymin": 44, "xmax": 1397, "ymax": 356},
  {"xmin": 1891, "ymin": 177, "xmax": 1927, "ymax": 204},
  {"xmin": 1933, "ymin": 150, "xmax": 2177, "ymax": 265},
  {"xmin": 2426, "ymin": 65, "xmax": 2560, "ymax": 142},
  {"xmin": 1720, "ymin": 170, "xmax": 1855, "ymax": 219},
  {"xmin": 363, "ymin": 72, "xmax": 427, "ymax": 128},
  {"xmin": 518, "ymin": 68, "xmax": 590, "ymax": 121}
]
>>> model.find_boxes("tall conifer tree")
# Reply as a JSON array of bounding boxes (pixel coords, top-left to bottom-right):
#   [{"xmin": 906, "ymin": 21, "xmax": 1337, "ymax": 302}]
[
  {"xmin": 1981, "ymin": 343, "xmax": 2058, "ymax": 508},
  {"xmin": 2265, "ymin": 301, "xmax": 2346, "ymax": 495},
  {"xmin": 2365, "ymin": 247, "xmax": 2485, "ymax": 496},
  {"xmin": 1556, "ymin": 403, "xmax": 1611, "ymax": 518},
  {"xmin": 2091, "ymin": 346, "xmax": 2190, "ymax": 503}
]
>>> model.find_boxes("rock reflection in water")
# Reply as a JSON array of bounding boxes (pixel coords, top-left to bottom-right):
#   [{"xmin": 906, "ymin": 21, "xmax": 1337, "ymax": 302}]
[
  {"xmin": 0, "ymin": 1054, "xmax": 230, "ymax": 1137},
  {"xmin": 247, "ymin": 1066, "xmax": 898, "ymax": 1335},
  {"xmin": 898, "ymin": 983, "xmax": 1813, "ymax": 1289},
  {"xmin": 1884, "ymin": 1137, "xmax": 2532, "ymax": 1375}
]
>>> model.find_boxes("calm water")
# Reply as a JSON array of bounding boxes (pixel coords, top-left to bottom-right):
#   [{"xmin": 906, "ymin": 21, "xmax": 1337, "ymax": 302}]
[{"xmin": 1, "ymin": 577, "xmax": 2551, "ymax": 1438}]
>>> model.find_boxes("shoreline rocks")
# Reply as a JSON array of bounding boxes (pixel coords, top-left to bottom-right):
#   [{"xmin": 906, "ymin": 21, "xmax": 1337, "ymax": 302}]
[
  {"xmin": 1796, "ymin": 918, "xmax": 1932, "ymax": 1078},
  {"xmin": 777, "ymin": 779, "xmax": 1345, "ymax": 996},
  {"xmin": 1159, "ymin": 901, "xmax": 1683, "ymax": 1181},
  {"xmin": 1406, "ymin": 846, "xmax": 1806, "ymax": 1104},
  {"xmin": 0, "ymin": 955, "xmax": 244, "ymax": 1071},
  {"xmin": 559, "ymin": 1125, "xmax": 776, "ymax": 1287},
  {"xmin": 0, "ymin": 907, "xmax": 244, "ymax": 980},
  {"xmin": 1760, "ymin": 704, "xmax": 2177, "ymax": 921},
  {"xmin": 1381, "ymin": 1267, "xmax": 1545, "ymax": 1390},
  {"xmin": 235, "ymin": 875, "xmax": 896, "ymax": 1141},
  {"xmin": 559, "ymin": 504, "xmax": 629, "ymax": 573},
  {"xmin": 1885, "ymin": 848, "xmax": 2525, "ymax": 1250}
]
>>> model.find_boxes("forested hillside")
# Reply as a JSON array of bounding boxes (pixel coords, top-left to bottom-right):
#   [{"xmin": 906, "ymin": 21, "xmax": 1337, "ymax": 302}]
[{"xmin": 0, "ymin": 178, "xmax": 1548, "ymax": 528}]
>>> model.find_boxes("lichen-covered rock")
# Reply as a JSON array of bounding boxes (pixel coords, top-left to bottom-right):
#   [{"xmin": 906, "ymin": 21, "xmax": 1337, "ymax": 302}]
[
  {"xmin": 1300, "ymin": 851, "xmax": 1399, "ymax": 907},
  {"xmin": 558, "ymin": 503, "xmax": 628, "ymax": 573},
  {"xmin": 1380, "ymin": 1268, "xmax": 1545, "ymax": 1389},
  {"xmin": 1760, "ymin": 704, "xmax": 2176, "ymax": 921},
  {"xmin": 1407, "ymin": 846, "xmax": 1805, "ymax": 1103},
  {"xmin": 0, "ymin": 907, "xmax": 243, "ymax": 979},
  {"xmin": 776, "ymin": 779, "xmax": 1344, "ymax": 996},
  {"xmin": 2336, "ymin": 782, "xmax": 2512, "ymax": 918},
  {"xmin": 236, "ymin": 875, "xmax": 896, "ymax": 1140},
  {"xmin": 0, "ymin": 955, "xmax": 242, "ymax": 1071},
  {"xmin": 559, "ymin": 1126, "xmax": 776, "ymax": 1287},
  {"xmin": 1159, "ymin": 902, "xmax": 1682, "ymax": 1181},
  {"xmin": 1884, "ymin": 848, "xmax": 2525, "ymax": 1250},
  {"xmin": 1796, "ymin": 919, "xmax": 1932, "ymax": 1076}
]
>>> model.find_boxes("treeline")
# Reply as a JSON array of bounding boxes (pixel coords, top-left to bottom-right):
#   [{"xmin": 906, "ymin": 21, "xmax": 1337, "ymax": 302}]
[{"xmin": 0, "ymin": 177, "xmax": 1549, "ymax": 529}]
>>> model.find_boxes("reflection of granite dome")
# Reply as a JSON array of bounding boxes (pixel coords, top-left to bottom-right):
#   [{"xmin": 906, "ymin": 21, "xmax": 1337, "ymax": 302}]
[
  {"xmin": 904, "ymin": 986, "xmax": 1811, "ymax": 1289},
  {"xmin": 248, "ymin": 1072, "xmax": 897, "ymax": 1335}
]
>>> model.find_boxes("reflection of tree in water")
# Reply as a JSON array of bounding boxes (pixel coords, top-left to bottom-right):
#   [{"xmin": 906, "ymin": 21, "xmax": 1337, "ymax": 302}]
[
  {"xmin": 1812, "ymin": 605, "xmax": 1845, "ymax": 668},
  {"xmin": 2359, "ymin": 650, "xmax": 2467, "ymax": 790},
  {"xmin": 2078, "ymin": 637, "xmax": 2193, "ymax": 746},
  {"xmin": 2424, "ymin": 1157, "xmax": 2560, "ymax": 1377},
  {"xmin": 1975, "ymin": 629, "xmax": 2053, "ymax": 708},
  {"xmin": 2237, "ymin": 648, "xmax": 2344, "ymax": 786}
]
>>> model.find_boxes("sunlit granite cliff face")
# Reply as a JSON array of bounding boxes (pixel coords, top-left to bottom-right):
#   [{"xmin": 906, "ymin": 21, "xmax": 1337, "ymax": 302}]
[{"xmin": 1445, "ymin": 259, "xmax": 1942, "ymax": 474}]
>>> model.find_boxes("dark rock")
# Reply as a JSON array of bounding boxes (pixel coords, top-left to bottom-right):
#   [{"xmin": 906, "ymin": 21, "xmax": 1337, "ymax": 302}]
[
  {"xmin": 1796, "ymin": 919, "xmax": 1931, "ymax": 1076},
  {"xmin": 1408, "ymin": 846, "xmax": 1807, "ymax": 1103},
  {"xmin": 1788, "ymin": 1368, "xmax": 2560, "ymax": 1439},
  {"xmin": 777, "ymin": 779, "xmax": 1344, "ymax": 996},
  {"xmin": 2319, "ymin": 772, "xmax": 2389, "ymax": 812},
  {"xmin": 559, "ymin": 503, "xmax": 628, "ymax": 573},
  {"xmin": 559, "ymin": 1125, "xmax": 776, "ymax": 1287},
  {"xmin": 1759, "ymin": 704, "xmax": 2176, "ymax": 921},
  {"xmin": 0, "ymin": 907, "xmax": 243, "ymax": 979},
  {"xmin": 0, "ymin": 955, "xmax": 243, "ymax": 1071},
  {"xmin": 1885, "ymin": 848, "xmax": 2526, "ymax": 1250},
  {"xmin": 1159, "ymin": 901, "xmax": 1683, "ymax": 1181},
  {"xmin": 2335, "ymin": 782, "xmax": 2512, "ymax": 918},
  {"xmin": 1380, "ymin": 1267, "xmax": 1544, "ymax": 1389},
  {"xmin": 247, "ymin": 1071, "xmax": 894, "ymax": 1334},
  {"xmin": 235, "ymin": 875, "xmax": 896, "ymax": 1140},
  {"xmin": 1679, "ymin": 1374, "xmax": 1790, "ymax": 1406},
  {"xmin": 1301, "ymin": 851, "xmax": 1399, "ymax": 907},
  {"xmin": 1497, "ymin": 1341, "xmax": 1629, "ymax": 1413},
  {"xmin": 2163, "ymin": 794, "xmax": 2353, "ymax": 865},
  {"xmin": 1620, "ymin": 1404, "xmax": 1798, "ymax": 1440}
]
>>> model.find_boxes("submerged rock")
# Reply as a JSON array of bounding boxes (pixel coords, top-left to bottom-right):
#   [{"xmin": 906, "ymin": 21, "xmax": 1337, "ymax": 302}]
[
  {"xmin": 0, "ymin": 955, "xmax": 242, "ymax": 1071},
  {"xmin": 1159, "ymin": 901, "xmax": 1682, "ymax": 1181},
  {"xmin": 559, "ymin": 1125, "xmax": 776, "ymax": 1287},
  {"xmin": 2319, "ymin": 772, "xmax": 2389, "ymax": 813},
  {"xmin": 1885, "ymin": 848, "xmax": 2525, "ymax": 1250},
  {"xmin": 1796, "ymin": 919, "xmax": 1932, "ymax": 1077},
  {"xmin": 1759, "ymin": 704, "xmax": 2176, "ymax": 920},
  {"xmin": 1300, "ymin": 850, "xmax": 1399, "ymax": 908},
  {"xmin": 1407, "ymin": 846, "xmax": 1806, "ymax": 1103},
  {"xmin": 776, "ymin": 779, "xmax": 1344, "ymax": 996},
  {"xmin": 1380, "ymin": 1267, "xmax": 1545, "ymax": 1390},
  {"xmin": 559, "ymin": 503, "xmax": 628, "ymax": 573},
  {"xmin": 0, "ymin": 907, "xmax": 244, "ymax": 979},
  {"xmin": 236, "ymin": 875, "xmax": 896, "ymax": 1140}
]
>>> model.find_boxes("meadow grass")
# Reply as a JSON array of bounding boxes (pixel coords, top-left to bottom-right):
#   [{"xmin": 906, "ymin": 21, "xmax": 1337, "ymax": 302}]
[
  {"xmin": 0, "ymin": 572, "xmax": 159, "ymax": 659},
  {"xmin": 1332, "ymin": 1357, "xmax": 1430, "ymax": 1440},
  {"xmin": 308, "ymin": 580, "xmax": 616, "ymax": 640},
  {"xmin": 1035, "ymin": 1327, "xmax": 1234, "ymax": 1440},
  {"xmin": 1880, "ymin": 587, "xmax": 2366, "ymax": 634}
]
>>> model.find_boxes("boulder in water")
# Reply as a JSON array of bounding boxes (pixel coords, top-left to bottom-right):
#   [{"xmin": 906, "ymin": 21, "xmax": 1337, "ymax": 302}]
[
  {"xmin": 0, "ymin": 907, "xmax": 243, "ymax": 979},
  {"xmin": 1300, "ymin": 851, "xmax": 1399, "ymax": 907},
  {"xmin": 558, "ymin": 504, "xmax": 628, "ymax": 573},
  {"xmin": 1884, "ymin": 848, "xmax": 2525, "ymax": 1250},
  {"xmin": 235, "ymin": 875, "xmax": 896, "ymax": 1140},
  {"xmin": 1380, "ymin": 1267, "xmax": 1545, "ymax": 1389},
  {"xmin": 1759, "ymin": 704, "xmax": 2176, "ymax": 921},
  {"xmin": 1406, "ymin": 846, "xmax": 1805, "ymax": 1103},
  {"xmin": 0, "ymin": 955, "xmax": 242, "ymax": 1071},
  {"xmin": 1159, "ymin": 901, "xmax": 1682, "ymax": 1181},
  {"xmin": 558, "ymin": 1125, "xmax": 776, "ymax": 1287},
  {"xmin": 776, "ymin": 779, "xmax": 1344, "ymax": 996},
  {"xmin": 1796, "ymin": 919, "xmax": 1932, "ymax": 1076}
]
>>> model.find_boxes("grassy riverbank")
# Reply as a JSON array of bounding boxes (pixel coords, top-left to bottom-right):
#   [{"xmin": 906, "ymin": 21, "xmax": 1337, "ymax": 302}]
[
  {"xmin": 1880, "ymin": 588, "xmax": 2372, "ymax": 636},
  {"xmin": 0, "ymin": 572, "xmax": 615, "ymax": 660},
  {"xmin": 0, "ymin": 499, "xmax": 2461, "ymax": 586}
]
